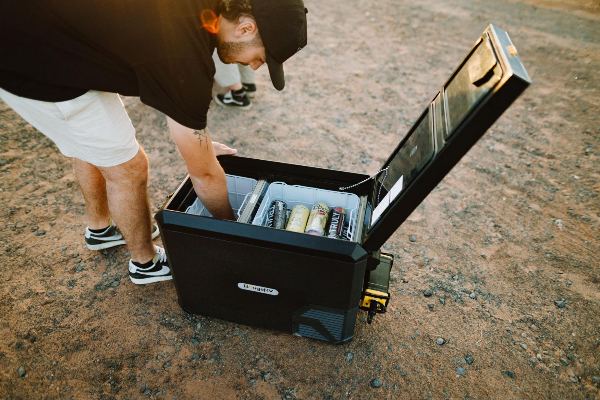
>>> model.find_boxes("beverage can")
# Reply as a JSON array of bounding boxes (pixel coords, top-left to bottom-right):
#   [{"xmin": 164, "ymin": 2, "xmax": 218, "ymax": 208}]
[
  {"xmin": 286, "ymin": 205, "xmax": 310, "ymax": 233},
  {"xmin": 327, "ymin": 207, "xmax": 346, "ymax": 239},
  {"xmin": 304, "ymin": 202, "xmax": 330, "ymax": 236}
]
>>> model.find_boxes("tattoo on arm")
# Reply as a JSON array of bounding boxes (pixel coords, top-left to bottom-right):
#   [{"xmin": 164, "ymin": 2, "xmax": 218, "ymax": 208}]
[{"xmin": 193, "ymin": 128, "xmax": 210, "ymax": 149}]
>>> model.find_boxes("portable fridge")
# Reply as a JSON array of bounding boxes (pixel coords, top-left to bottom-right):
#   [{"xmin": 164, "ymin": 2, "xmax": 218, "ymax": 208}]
[{"xmin": 156, "ymin": 25, "xmax": 531, "ymax": 343}]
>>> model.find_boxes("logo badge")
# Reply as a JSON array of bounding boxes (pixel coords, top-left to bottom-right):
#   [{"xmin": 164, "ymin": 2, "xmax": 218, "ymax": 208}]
[{"xmin": 237, "ymin": 283, "xmax": 279, "ymax": 296}]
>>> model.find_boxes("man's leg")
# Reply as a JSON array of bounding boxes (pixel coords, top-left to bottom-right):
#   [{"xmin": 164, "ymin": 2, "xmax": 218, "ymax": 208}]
[
  {"xmin": 73, "ymin": 158, "xmax": 111, "ymax": 230},
  {"xmin": 98, "ymin": 148, "xmax": 155, "ymax": 264}
]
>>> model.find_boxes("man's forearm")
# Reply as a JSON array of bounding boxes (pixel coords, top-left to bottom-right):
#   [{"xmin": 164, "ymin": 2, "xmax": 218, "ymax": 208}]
[
  {"xmin": 167, "ymin": 118, "xmax": 235, "ymax": 220},
  {"xmin": 189, "ymin": 165, "xmax": 235, "ymax": 220}
]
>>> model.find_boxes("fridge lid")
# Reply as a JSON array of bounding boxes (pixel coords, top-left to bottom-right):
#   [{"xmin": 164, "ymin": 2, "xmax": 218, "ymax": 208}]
[{"xmin": 362, "ymin": 24, "xmax": 531, "ymax": 252}]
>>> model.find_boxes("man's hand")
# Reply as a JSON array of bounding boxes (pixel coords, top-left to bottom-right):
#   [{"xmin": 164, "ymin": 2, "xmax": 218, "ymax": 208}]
[{"xmin": 167, "ymin": 117, "xmax": 236, "ymax": 220}]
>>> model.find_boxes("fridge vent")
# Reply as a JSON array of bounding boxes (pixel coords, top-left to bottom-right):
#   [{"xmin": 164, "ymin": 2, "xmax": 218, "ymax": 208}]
[{"xmin": 296, "ymin": 309, "xmax": 345, "ymax": 342}]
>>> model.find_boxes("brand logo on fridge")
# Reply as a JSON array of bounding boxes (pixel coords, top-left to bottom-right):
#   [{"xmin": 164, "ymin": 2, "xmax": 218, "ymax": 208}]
[{"xmin": 237, "ymin": 283, "xmax": 279, "ymax": 296}]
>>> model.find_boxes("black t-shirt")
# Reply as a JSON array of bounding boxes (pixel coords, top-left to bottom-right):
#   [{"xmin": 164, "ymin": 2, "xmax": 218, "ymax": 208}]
[{"xmin": 0, "ymin": 0, "xmax": 218, "ymax": 129}]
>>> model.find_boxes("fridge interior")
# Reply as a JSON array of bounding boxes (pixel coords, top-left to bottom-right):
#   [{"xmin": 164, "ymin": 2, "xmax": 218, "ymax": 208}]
[
  {"xmin": 185, "ymin": 175, "xmax": 258, "ymax": 219},
  {"xmin": 184, "ymin": 174, "xmax": 361, "ymax": 241}
]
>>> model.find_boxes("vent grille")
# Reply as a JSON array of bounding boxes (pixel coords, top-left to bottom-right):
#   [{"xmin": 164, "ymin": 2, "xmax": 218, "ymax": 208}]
[{"xmin": 296, "ymin": 308, "xmax": 345, "ymax": 342}]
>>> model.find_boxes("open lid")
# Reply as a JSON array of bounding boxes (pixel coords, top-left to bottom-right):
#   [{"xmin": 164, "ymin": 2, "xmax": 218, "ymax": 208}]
[{"xmin": 362, "ymin": 24, "xmax": 531, "ymax": 252}]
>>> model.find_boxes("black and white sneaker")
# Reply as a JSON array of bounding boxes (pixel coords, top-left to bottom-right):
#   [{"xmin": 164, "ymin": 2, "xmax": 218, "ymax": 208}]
[
  {"xmin": 85, "ymin": 223, "xmax": 160, "ymax": 250},
  {"xmin": 128, "ymin": 246, "xmax": 172, "ymax": 285},
  {"xmin": 213, "ymin": 88, "xmax": 251, "ymax": 109},
  {"xmin": 242, "ymin": 82, "xmax": 257, "ymax": 98}
]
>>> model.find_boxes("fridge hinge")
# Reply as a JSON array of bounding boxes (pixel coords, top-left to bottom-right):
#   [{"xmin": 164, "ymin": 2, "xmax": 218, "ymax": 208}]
[{"xmin": 360, "ymin": 252, "xmax": 393, "ymax": 324}]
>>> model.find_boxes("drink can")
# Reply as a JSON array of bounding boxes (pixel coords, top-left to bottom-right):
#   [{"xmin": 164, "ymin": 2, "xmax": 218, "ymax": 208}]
[
  {"xmin": 265, "ymin": 200, "xmax": 287, "ymax": 229},
  {"xmin": 304, "ymin": 202, "xmax": 330, "ymax": 236},
  {"xmin": 286, "ymin": 205, "xmax": 310, "ymax": 233},
  {"xmin": 272, "ymin": 200, "xmax": 287, "ymax": 229},
  {"xmin": 327, "ymin": 207, "xmax": 346, "ymax": 239}
]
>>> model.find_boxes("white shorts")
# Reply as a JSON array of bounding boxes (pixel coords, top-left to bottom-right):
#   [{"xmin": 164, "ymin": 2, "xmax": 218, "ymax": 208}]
[{"xmin": 0, "ymin": 88, "xmax": 139, "ymax": 167}]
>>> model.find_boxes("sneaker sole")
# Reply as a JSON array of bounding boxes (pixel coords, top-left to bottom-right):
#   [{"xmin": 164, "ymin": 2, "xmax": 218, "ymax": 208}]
[
  {"xmin": 85, "ymin": 226, "xmax": 160, "ymax": 251},
  {"xmin": 213, "ymin": 95, "xmax": 252, "ymax": 109},
  {"xmin": 129, "ymin": 274, "xmax": 173, "ymax": 285},
  {"xmin": 86, "ymin": 239, "xmax": 127, "ymax": 251}
]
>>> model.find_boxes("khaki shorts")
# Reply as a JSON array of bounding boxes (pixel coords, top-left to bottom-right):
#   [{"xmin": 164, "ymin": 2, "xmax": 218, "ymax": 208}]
[{"xmin": 0, "ymin": 88, "xmax": 139, "ymax": 167}]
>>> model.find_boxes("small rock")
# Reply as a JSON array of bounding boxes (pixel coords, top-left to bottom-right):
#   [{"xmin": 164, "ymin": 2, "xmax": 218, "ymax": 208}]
[
  {"xmin": 423, "ymin": 289, "xmax": 433, "ymax": 297},
  {"xmin": 536, "ymin": 353, "xmax": 542, "ymax": 361},
  {"xmin": 554, "ymin": 299, "xmax": 567, "ymax": 309},
  {"xmin": 439, "ymin": 297, "xmax": 446, "ymax": 305},
  {"xmin": 75, "ymin": 263, "xmax": 85, "ymax": 272},
  {"xmin": 464, "ymin": 354, "xmax": 474, "ymax": 365},
  {"xmin": 427, "ymin": 304, "xmax": 434, "ymax": 311},
  {"xmin": 591, "ymin": 376, "xmax": 600, "ymax": 386},
  {"xmin": 436, "ymin": 337, "xmax": 446, "ymax": 346},
  {"xmin": 370, "ymin": 378, "xmax": 383, "ymax": 388},
  {"xmin": 502, "ymin": 370, "xmax": 515, "ymax": 379},
  {"xmin": 34, "ymin": 229, "xmax": 46, "ymax": 237},
  {"xmin": 469, "ymin": 292, "xmax": 477, "ymax": 300},
  {"xmin": 409, "ymin": 234, "xmax": 417, "ymax": 242},
  {"xmin": 345, "ymin": 351, "xmax": 354, "ymax": 363},
  {"xmin": 520, "ymin": 343, "xmax": 528, "ymax": 350},
  {"xmin": 554, "ymin": 219, "xmax": 564, "ymax": 230},
  {"xmin": 529, "ymin": 357, "xmax": 538, "ymax": 364},
  {"xmin": 456, "ymin": 367, "xmax": 466, "ymax": 376},
  {"xmin": 569, "ymin": 375, "xmax": 579, "ymax": 384},
  {"xmin": 560, "ymin": 358, "xmax": 569, "ymax": 366},
  {"xmin": 17, "ymin": 366, "xmax": 26, "ymax": 378}
]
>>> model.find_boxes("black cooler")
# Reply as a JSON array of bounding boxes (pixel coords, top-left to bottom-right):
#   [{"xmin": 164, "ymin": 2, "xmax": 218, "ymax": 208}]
[{"xmin": 156, "ymin": 25, "xmax": 531, "ymax": 343}]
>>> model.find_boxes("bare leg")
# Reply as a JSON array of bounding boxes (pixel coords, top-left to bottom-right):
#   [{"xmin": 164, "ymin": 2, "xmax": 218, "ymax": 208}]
[
  {"xmin": 73, "ymin": 158, "xmax": 111, "ymax": 230},
  {"xmin": 98, "ymin": 148, "xmax": 155, "ymax": 263},
  {"xmin": 227, "ymin": 82, "xmax": 243, "ymax": 91}
]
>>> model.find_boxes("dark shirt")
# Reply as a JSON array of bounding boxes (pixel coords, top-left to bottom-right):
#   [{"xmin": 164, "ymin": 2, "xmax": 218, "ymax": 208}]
[{"xmin": 0, "ymin": 0, "xmax": 218, "ymax": 129}]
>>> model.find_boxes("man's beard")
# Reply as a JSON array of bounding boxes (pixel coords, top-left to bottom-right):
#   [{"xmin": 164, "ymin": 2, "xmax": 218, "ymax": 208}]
[{"xmin": 216, "ymin": 36, "xmax": 262, "ymax": 64}]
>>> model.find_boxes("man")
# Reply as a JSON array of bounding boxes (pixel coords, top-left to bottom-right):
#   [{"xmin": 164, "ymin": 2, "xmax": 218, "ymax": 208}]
[{"xmin": 0, "ymin": 0, "xmax": 307, "ymax": 284}]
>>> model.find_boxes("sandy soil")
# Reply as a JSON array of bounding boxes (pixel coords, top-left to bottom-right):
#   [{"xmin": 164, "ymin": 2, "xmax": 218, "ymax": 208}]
[{"xmin": 1, "ymin": 0, "xmax": 599, "ymax": 399}]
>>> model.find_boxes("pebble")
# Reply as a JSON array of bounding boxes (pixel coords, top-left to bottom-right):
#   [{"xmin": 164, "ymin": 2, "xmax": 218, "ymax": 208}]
[
  {"xmin": 591, "ymin": 376, "xmax": 600, "ymax": 386},
  {"xmin": 75, "ymin": 263, "xmax": 85, "ymax": 272},
  {"xmin": 554, "ymin": 299, "xmax": 567, "ymax": 309},
  {"xmin": 469, "ymin": 292, "xmax": 477, "ymax": 299},
  {"xmin": 345, "ymin": 351, "xmax": 354, "ymax": 363},
  {"xmin": 439, "ymin": 297, "xmax": 446, "ymax": 305},
  {"xmin": 520, "ymin": 343, "xmax": 528, "ymax": 350},
  {"xmin": 34, "ymin": 229, "xmax": 46, "ymax": 236},
  {"xmin": 554, "ymin": 219, "xmax": 564, "ymax": 230},
  {"xmin": 427, "ymin": 304, "xmax": 434, "ymax": 311},
  {"xmin": 502, "ymin": 370, "xmax": 515, "ymax": 379},
  {"xmin": 436, "ymin": 337, "xmax": 446, "ymax": 346},
  {"xmin": 423, "ymin": 289, "xmax": 433, "ymax": 297},
  {"xmin": 370, "ymin": 378, "xmax": 383, "ymax": 388},
  {"xmin": 456, "ymin": 367, "xmax": 466, "ymax": 376},
  {"xmin": 464, "ymin": 354, "xmax": 474, "ymax": 365},
  {"xmin": 17, "ymin": 366, "xmax": 26, "ymax": 378},
  {"xmin": 409, "ymin": 234, "xmax": 417, "ymax": 242}
]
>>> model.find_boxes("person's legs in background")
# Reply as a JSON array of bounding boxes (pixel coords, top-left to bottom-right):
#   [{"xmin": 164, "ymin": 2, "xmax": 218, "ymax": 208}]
[
  {"xmin": 239, "ymin": 65, "xmax": 256, "ymax": 98},
  {"xmin": 212, "ymin": 50, "xmax": 252, "ymax": 109}
]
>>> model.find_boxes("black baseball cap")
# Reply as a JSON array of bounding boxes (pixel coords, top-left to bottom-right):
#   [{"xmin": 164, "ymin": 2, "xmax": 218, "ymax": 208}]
[{"xmin": 250, "ymin": 0, "xmax": 307, "ymax": 90}]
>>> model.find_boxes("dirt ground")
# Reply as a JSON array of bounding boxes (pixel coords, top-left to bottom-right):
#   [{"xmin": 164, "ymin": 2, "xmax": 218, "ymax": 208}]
[{"xmin": 1, "ymin": 0, "xmax": 599, "ymax": 399}]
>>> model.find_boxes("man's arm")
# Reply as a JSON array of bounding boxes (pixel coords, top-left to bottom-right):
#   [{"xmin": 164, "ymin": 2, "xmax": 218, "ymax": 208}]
[{"xmin": 167, "ymin": 117, "xmax": 235, "ymax": 220}]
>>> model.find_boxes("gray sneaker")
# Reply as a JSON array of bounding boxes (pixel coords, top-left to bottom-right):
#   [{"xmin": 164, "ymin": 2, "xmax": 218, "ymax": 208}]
[{"xmin": 84, "ymin": 224, "xmax": 160, "ymax": 250}]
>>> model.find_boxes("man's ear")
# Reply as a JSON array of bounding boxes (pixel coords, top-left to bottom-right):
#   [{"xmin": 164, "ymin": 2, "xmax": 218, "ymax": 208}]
[{"xmin": 235, "ymin": 15, "xmax": 258, "ymax": 37}]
